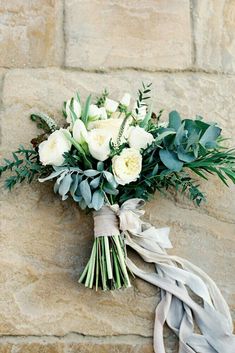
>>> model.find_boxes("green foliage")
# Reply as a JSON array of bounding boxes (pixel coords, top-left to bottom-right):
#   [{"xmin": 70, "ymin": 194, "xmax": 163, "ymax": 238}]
[
  {"xmin": 0, "ymin": 146, "xmax": 50, "ymax": 190},
  {"xmin": 30, "ymin": 113, "xmax": 58, "ymax": 133},
  {"xmin": 134, "ymin": 82, "xmax": 152, "ymax": 117},
  {"xmin": 96, "ymin": 89, "xmax": 109, "ymax": 107},
  {"xmin": 40, "ymin": 163, "xmax": 119, "ymax": 211}
]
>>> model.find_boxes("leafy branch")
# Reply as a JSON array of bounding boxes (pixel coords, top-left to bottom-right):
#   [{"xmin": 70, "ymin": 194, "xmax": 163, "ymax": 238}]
[
  {"xmin": 134, "ymin": 82, "xmax": 152, "ymax": 116},
  {"xmin": 96, "ymin": 89, "xmax": 109, "ymax": 107},
  {"xmin": 0, "ymin": 146, "xmax": 50, "ymax": 190},
  {"xmin": 186, "ymin": 148, "xmax": 235, "ymax": 186}
]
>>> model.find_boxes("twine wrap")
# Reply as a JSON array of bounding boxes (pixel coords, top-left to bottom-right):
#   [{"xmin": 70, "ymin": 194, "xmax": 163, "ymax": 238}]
[
  {"xmin": 92, "ymin": 200, "xmax": 235, "ymax": 353},
  {"xmin": 93, "ymin": 205, "xmax": 120, "ymax": 238}
]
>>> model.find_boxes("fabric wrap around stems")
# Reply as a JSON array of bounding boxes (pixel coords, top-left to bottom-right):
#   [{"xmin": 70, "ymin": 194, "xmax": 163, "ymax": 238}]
[{"xmin": 93, "ymin": 199, "xmax": 235, "ymax": 353}]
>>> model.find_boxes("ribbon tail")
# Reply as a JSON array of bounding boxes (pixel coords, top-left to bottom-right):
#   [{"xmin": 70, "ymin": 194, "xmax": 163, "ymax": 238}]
[{"xmin": 125, "ymin": 233, "xmax": 235, "ymax": 353}]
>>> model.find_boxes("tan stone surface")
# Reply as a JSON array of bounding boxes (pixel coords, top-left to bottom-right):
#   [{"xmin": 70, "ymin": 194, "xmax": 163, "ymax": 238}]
[
  {"xmin": 1, "ymin": 69, "xmax": 234, "ymax": 340},
  {"xmin": 0, "ymin": 1, "xmax": 63, "ymax": 68},
  {"xmin": 193, "ymin": 0, "xmax": 235, "ymax": 73},
  {"xmin": 64, "ymin": 0, "xmax": 192, "ymax": 70},
  {"xmin": 0, "ymin": 336, "xmax": 155, "ymax": 353}
]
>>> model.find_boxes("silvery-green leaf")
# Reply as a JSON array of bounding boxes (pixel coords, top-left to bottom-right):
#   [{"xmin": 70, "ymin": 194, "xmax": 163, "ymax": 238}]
[
  {"xmin": 159, "ymin": 149, "xmax": 183, "ymax": 172},
  {"xmin": 70, "ymin": 174, "xmax": 80, "ymax": 197},
  {"xmin": 169, "ymin": 111, "xmax": 181, "ymax": 130},
  {"xmin": 58, "ymin": 173, "xmax": 73, "ymax": 200},
  {"xmin": 90, "ymin": 176, "xmax": 101, "ymax": 189},
  {"xmin": 38, "ymin": 170, "xmax": 64, "ymax": 182},
  {"xmin": 97, "ymin": 161, "xmax": 104, "ymax": 171},
  {"xmin": 91, "ymin": 190, "xmax": 104, "ymax": 210},
  {"xmin": 103, "ymin": 171, "xmax": 117, "ymax": 187},
  {"xmin": 103, "ymin": 183, "xmax": 119, "ymax": 195},
  {"xmin": 79, "ymin": 199, "xmax": 87, "ymax": 210},
  {"xmin": 151, "ymin": 163, "xmax": 159, "ymax": 176},
  {"xmin": 200, "ymin": 125, "xmax": 221, "ymax": 148},
  {"xmin": 84, "ymin": 169, "xmax": 100, "ymax": 177},
  {"xmin": 54, "ymin": 181, "xmax": 60, "ymax": 193},
  {"xmin": 155, "ymin": 130, "xmax": 176, "ymax": 144},
  {"xmin": 79, "ymin": 179, "xmax": 92, "ymax": 205},
  {"xmin": 175, "ymin": 122, "xmax": 186, "ymax": 146},
  {"xmin": 177, "ymin": 146, "xmax": 196, "ymax": 163}
]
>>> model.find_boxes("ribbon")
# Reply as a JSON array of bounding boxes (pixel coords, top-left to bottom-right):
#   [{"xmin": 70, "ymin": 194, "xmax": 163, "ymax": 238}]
[{"xmin": 94, "ymin": 199, "xmax": 235, "ymax": 353}]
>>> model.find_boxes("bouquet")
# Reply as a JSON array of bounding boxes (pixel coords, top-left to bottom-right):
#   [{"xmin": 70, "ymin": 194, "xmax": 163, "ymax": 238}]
[{"xmin": 1, "ymin": 83, "xmax": 235, "ymax": 352}]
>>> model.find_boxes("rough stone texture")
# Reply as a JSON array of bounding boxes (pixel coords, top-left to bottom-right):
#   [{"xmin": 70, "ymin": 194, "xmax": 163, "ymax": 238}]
[
  {"xmin": 193, "ymin": 0, "xmax": 235, "ymax": 73},
  {"xmin": 0, "ymin": 1, "xmax": 63, "ymax": 68},
  {"xmin": 0, "ymin": 335, "xmax": 155, "ymax": 353},
  {"xmin": 0, "ymin": 70, "xmax": 234, "ymax": 347},
  {"xmin": 0, "ymin": 1, "xmax": 235, "ymax": 351},
  {"xmin": 65, "ymin": 0, "xmax": 192, "ymax": 70}
]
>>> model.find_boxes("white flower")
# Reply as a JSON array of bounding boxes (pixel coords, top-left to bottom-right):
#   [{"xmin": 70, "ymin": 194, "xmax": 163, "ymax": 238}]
[
  {"xmin": 89, "ymin": 117, "xmax": 131, "ymax": 143},
  {"xmin": 132, "ymin": 103, "xmax": 147, "ymax": 120},
  {"xmin": 120, "ymin": 93, "xmax": 131, "ymax": 107},
  {"xmin": 87, "ymin": 129, "xmax": 112, "ymax": 161},
  {"xmin": 104, "ymin": 98, "xmax": 119, "ymax": 113},
  {"xmin": 39, "ymin": 129, "xmax": 72, "ymax": 166},
  {"xmin": 99, "ymin": 107, "xmax": 107, "ymax": 120},
  {"xmin": 112, "ymin": 148, "xmax": 142, "ymax": 185},
  {"xmin": 73, "ymin": 119, "xmax": 88, "ymax": 144},
  {"xmin": 128, "ymin": 126, "xmax": 154, "ymax": 150},
  {"xmin": 88, "ymin": 104, "xmax": 101, "ymax": 119},
  {"xmin": 66, "ymin": 98, "xmax": 81, "ymax": 126}
]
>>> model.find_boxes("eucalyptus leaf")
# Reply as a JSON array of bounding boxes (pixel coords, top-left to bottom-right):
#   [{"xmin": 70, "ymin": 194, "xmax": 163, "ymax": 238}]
[
  {"xmin": 159, "ymin": 149, "xmax": 183, "ymax": 172},
  {"xmin": 58, "ymin": 173, "xmax": 73, "ymax": 200},
  {"xmin": 84, "ymin": 169, "xmax": 100, "ymax": 177},
  {"xmin": 169, "ymin": 111, "xmax": 181, "ymax": 130},
  {"xmin": 177, "ymin": 146, "xmax": 196, "ymax": 163},
  {"xmin": 103, "ymin": 182, "xmax": 119, "ymax": 195},
  {"xmin": 103, "ymin": 171, "xmax": 117, "ymax": 187},
  {"xmin": 91, "ymin": 190, "xmax": 104, "ymax": 210},
  {"xmin": 200, "ymin": 125, "xmax": 221, "ymax": 148},
  {"xmin": 97, "ymin": 162, "xmax": 104, "ymax": 171},
  {"xmin": 90, "ymin": 176, "xmax": 101, "ymax": 189},
  {"xmin": 79, "ymin": 179, "xmax": 92, "ymax": 205}
]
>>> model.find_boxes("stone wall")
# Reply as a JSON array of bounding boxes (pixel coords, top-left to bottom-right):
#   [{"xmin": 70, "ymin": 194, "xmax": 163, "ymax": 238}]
[{"xmin": 0, "ymin": 1, "xmax": 234, "ymax": 352}]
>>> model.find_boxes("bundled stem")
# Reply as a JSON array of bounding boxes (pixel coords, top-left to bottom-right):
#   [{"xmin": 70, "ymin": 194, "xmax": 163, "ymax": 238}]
[{"xmin": 79, "ymin": 234, "xmax": 131, "ymax": 291}]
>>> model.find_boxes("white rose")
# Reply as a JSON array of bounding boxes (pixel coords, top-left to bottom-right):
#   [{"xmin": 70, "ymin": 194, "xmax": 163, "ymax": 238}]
[
  {"xmin": 66, "ymin": 97, "xmax": 81, "ymax": 125},
  {"xmin": 112, "ymin": 148, "xmax": 142, "ymax": 185},
  {"xmin": 99, "ymin": 107, "xmax": 107, "ymax": 120},
  {"xmin": 104, "ymin": 98, "xmax": 119, "ymax": 113},
  {"xmin": 89, "ymin": 117, "xmax": 131, "ymax": 143},
  {"xmin": 73, "ymin": 119, "xmax": 88, "ymax": 144},
  {"xmin": 88, "ymin": 104, "xmax": 101, "ymax": 119},
  {"xmin": 120, "ymin": 93, "xmax": 131, "ymax": 107},
  {"xmin": 39, "ymin": 129, "xmax": 72, "ymax": 166},
  {"xmin": 128, "ymin": 126, "xmax": 154, "ymax": 150},
  {"xmin": 132, "ymin": 103, "xmax": 147, "ymax": 120},
  {"xmin": 87, "ymin": 129, "xmax": 112, "ymax": 161}
]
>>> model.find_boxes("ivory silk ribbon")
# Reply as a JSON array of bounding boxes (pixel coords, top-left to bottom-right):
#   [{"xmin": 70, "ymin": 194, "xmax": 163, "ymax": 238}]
[{"xmin": 94, "ymin": 199, "xmax": 235, "ymax": 353}]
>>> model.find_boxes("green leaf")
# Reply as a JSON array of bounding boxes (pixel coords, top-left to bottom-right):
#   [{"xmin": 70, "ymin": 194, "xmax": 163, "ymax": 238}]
[
  {"xmin": 155, "ymin": 130, "xmax": 176, "ymax": 144},
  {"xmin": 177, "ymin": 146, "xmax": 196, "ymax": 163},
  {"xmin": 79, "ymin": 179, "xmax": 92, "ymax": 205},
  {"xmin": 81, "ymin": 94, "xmax": 92, "ymax": 126},
  {"xmin": 200, "ymin": 125, "xmax": 221, "ymax": 148},
  {"xmin": 84, "ymin": 169, "xmax": 100, "ymax": 177},
  {"xmin": 97, "ymin": 162, "xmax": 104, "ymax": 171},
  {"xmin": 91, "ymin": 190, "xmax": 104, "ymax": 210},
  {"xmin": 58, "ymin": 173, "xmax": 73, "ymax": 200},
  {"xmin": 90, "ymin": 176, "xmax": 101, "ymax": 189},
  {"xmin": 103, "ymin": 171, "xmax": 117, "ymax": 187},
  {"xmin": 159, "ymin": 149, "xmax": 183, "ymax": 172},
  {"xmin": 169, "ymin": 111, "xmax": 181, "ymax": 130}
]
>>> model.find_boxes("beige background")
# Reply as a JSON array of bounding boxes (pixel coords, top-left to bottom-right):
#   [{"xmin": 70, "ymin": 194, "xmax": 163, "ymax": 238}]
[{"xmin": 0, "ymin": 1, "xmax": 235, "ymax": 352}]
